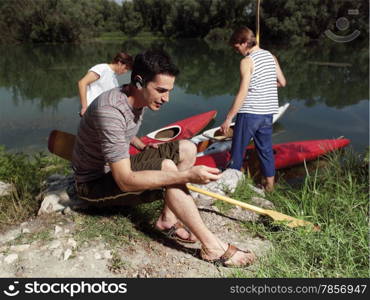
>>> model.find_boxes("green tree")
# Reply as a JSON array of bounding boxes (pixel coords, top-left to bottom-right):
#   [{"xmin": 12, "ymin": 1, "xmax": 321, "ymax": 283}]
[
  {"xmin": 120, "ymin": 1, "xmax": 144, "ymax": 36},
  {"xmin": 0, "ymin": 0, "xmax": 120, "ymax": 43}
]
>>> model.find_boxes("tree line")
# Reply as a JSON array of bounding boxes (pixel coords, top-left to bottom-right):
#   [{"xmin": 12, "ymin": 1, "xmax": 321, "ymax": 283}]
[
  {"xmin": 0, "ymin": 38, "xmax": 367, "ymax": 109},
  {"xmin": 0, "ymin": 0, "xmax": 368, "ymax": 44}
]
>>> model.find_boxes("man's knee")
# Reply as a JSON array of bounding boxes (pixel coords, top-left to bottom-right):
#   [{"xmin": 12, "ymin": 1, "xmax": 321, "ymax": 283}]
[
  {"xmin": 161, "ymin": 159, "xmax": 178, "ymax": 171},
  {"xmin": 179, "ymin": 140, "xmax": 197, "ymax": 161}
]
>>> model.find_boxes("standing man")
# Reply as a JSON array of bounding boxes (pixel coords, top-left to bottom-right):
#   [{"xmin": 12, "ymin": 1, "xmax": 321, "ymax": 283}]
[
  {"xmin": 72, "ymin": 50, "xmax": 256, "ymax": 267},
  {"xmin": 221, "ymin": 27, "xmax": 286, "ymax": 192}
]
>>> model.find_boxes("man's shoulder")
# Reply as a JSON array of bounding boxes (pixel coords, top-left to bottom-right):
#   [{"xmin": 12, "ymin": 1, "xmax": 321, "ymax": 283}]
[{"xmin": 94, "ymin": 88, "xmax": 130, "ymax": 114}]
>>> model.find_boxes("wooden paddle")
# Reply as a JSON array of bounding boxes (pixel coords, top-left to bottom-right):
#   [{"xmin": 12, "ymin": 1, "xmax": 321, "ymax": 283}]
[
  {"xmin": 48, "ymin": 130, "xmax": 76, "ymax": 161},
  {"xmin": 187, "ymin": 184, "xmax": 319, "ymax": 231}
]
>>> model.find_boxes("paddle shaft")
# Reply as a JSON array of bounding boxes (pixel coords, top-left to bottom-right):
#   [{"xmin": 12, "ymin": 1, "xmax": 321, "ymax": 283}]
[{"xmin": 187, "ymin": 184, "xmax": 266, "ymax": 215}]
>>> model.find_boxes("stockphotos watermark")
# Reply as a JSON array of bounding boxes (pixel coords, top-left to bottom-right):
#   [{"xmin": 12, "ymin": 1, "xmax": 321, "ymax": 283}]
[
  {"xmin": 2, "ymin": 280, "xmax": 127, "ymax": 297},
  {"xmin": 325, "ymin": 7, "xmax": 361, "ymax": 43}
]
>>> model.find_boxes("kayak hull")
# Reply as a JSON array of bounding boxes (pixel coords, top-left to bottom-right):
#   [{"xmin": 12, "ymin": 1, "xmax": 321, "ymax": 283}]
[
  {"xmin": 195, "ymin": 139, "xmax": 351, "ymax": 170},
  {"xmin": 130, "ymin": 110, "xmax": 217, "ymax": 154}
]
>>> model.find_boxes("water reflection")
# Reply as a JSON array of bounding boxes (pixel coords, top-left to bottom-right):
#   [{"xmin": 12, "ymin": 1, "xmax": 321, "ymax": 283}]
[{"xmin": 0, "ymin": 39, "xmax": 368, "ymax": 152}]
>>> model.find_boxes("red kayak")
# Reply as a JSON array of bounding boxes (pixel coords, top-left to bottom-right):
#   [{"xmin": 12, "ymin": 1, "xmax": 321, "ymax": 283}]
[
  {"xmin": 130, "ymin": 110, "xmax": 217, "ymax": 154},
  {"xmin": 48, "ymin": 110, "xmax": 217, "ymax": 161},
  {"xmin": 195, "ymin": 138, "xmax": 350, "ymax": 170}
]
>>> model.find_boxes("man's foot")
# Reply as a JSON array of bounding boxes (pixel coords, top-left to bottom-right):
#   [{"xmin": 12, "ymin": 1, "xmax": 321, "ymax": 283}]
[
  {"xmin": 263, "ymin": 184, "xmax": 274, "ymax": 193},
  {"xmin": 263, "ymin": 176, "xmax": 275, "ymax": 192},
  {"xmin": 257, "ymin": 183, "xmax": 274, "ymax": 193},
  {"xmin": 155, "ymin": 221, "xmax": 197, "ymax": 243},
  {"xmin": 200, "ymin": 243, "xmax": 256, "ymax": 267}
]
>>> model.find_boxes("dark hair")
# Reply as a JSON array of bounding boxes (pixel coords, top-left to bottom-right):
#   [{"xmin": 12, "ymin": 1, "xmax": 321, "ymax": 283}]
[
  {"xmin": 130, "ymin": 49, "xmax": 179, "ymax": 87},
  {"xmin": 229, "ymin": 27, "xmax": 256, "ymax": 48},
  {"xmin": 112, "ymin": 52, "xmax": 133, "ymax": 69}
]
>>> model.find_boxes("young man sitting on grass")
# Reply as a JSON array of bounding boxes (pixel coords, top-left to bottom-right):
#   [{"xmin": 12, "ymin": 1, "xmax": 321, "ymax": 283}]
[{"xmin": 72, "ymin": 49, "xmax": 256, "ymax": 267}]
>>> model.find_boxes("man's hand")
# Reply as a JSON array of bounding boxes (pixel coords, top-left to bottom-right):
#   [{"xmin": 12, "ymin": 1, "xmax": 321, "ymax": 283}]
[
  {"xmin": 143, "ymin": 142, "xmax": 160, "ymax": 150},
  {"xmin": 220, "ymin": 119, "xmax": 232, "ymax": 136},
  {"xmin": 186, "ymin": 165, "xmax": 221, "ymax": 184}
]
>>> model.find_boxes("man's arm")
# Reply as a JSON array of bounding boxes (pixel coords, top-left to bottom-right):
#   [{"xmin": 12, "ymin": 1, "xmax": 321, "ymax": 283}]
[
  {"xmin": 110, "ymin": 158, "xmax": 220, "ymax": 192},
  {"xmin": 130, "ymin": 136, "xmax": 146, "ymax": 150},
  {"xmin": 220, "ymin": 57, "xmax": 252, "ymax": 134}
]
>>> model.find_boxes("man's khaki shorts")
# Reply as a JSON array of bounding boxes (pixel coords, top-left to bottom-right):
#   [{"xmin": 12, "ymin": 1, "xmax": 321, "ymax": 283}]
[{"xmin": 75, "ymin": 140, "xmax": 180, "ymax": 206}]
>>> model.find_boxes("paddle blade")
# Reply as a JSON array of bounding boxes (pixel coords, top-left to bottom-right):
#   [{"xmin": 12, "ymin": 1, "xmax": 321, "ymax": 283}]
[
  {"xmin": 263, "ymin": 209, "xmax": 320, "ymax": 231},
  {"xmin": 48, "ymin": 130, "xmax": 75, "ymax": 161}
]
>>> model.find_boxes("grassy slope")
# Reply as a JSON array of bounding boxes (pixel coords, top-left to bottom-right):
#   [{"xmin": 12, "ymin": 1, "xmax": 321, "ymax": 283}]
[{"xmin": 0, "ymin": 147, "xmax": 368, "ymax": 277}]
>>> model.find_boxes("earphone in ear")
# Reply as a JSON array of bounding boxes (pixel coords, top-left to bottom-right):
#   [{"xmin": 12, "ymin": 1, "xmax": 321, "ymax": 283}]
[{"xmin": 135, "ymin": 77, "xmax": 143, "ymax": 89}]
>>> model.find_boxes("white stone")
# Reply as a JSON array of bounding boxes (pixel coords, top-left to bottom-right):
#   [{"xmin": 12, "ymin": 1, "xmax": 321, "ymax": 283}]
[
  {"xmin": 10, "ymin": 244, "xmax": 30, "ymax": 252},
  {"xmin": 251, "ymin": 196, "xmax": 275, "ymax": 209},
  {"xmin": 0, "ymin": 181, "xmax": 14, "ymax": 197},
  {"xmin": 94, "ymin": 253, "xmax": 102, "ymax": 260},
  {"xmin": 38, "ymin": 194, "xmax": 65, "ymax": 215},
  {"xmin": 48, "ymin": 240, "xmax": 62, "ymax": 250},
  {"xmin": 190, "ymin": 169, "xmax": 244, "ymax": 205},
  {"xmin": 64, "ymin": 229, "xmax": 70, "ymax": 234},
  {"xmin": 20, "ymin": 222, "xmax": 28, "ymax": 227},
  {"xmin": 64, "ymin": 249, "xmax": 72, "ymax": 260},
  {"xmin": 4, "ymin": 254, "xmax": 18, "ymax": 264},
  {"xmin": 62, "ymin": 207, "xmax": 72, "ymax": 215},
  {"xmin": 103, "ymin": 250, "xmax": 112, "ymax": 259},
  {"xmin": 0, "ymin": 229, "xmax": 21, "ymax": 244},
  {"xmin": 248, "ymin": 184, "xmax": 265, "ymax": 197},
  {"xmin": 67, "ymin": 238, "xmax": 77, "ymax": 249},
  {"xmin": 52, "ymin": 248, "xmax": 63, "ymax": 258},
  {"xmin": 54, "ymin": 225, "xmax": 63, "ymax": 235},
  {"xmin": 21, "ymin": 228, "xmax": 31, "ymax": 234}
]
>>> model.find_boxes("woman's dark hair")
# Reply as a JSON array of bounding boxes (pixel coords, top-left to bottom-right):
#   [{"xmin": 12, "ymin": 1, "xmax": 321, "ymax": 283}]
[
  {"xmin": 130, "ymin": 49, "xmax": 180, "ymax": 87},
  {"xmin": 112, "ymin": 52, "xmax": 133, "ymax": 69},
  {"xmin": 229, "ymin": 27, "xmax": 256, "ymax": 48}
]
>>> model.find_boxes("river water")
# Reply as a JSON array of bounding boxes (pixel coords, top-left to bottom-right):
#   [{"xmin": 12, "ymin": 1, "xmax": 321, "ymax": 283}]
[{"xmin": 0, "ymin": 39, "xmax": 368, "ymax": 153}]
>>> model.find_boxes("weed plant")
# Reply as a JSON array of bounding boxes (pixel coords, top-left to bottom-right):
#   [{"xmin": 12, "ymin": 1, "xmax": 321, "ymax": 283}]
[
  {"xmin": 231, "ymin": 149, "xmax": 369, "ymax": 277},
  {"xmin": 0, "ymin": 147, "xmax": 70, "ymax": 228}
]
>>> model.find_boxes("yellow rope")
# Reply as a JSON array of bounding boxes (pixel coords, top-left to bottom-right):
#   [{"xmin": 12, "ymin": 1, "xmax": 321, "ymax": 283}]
[{"xmin": 256, "ymin": 0, "xmax": 261, "ymax": 45}]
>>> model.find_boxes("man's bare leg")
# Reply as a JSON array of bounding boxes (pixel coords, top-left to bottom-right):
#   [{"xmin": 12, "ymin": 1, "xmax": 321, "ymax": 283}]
[
  {"xmin": 156, "ymin": 141, "xmax": 256, "ymax": 266},
  {"xmin": 155, "ymin": 140, "xmax": 197, "ymax": 241}
]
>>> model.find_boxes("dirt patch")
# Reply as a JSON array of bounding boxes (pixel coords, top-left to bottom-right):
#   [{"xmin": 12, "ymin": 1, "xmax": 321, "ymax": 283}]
[{"xmin": 0, "ymin": 206, "xmax": 271, "ymax": 278}]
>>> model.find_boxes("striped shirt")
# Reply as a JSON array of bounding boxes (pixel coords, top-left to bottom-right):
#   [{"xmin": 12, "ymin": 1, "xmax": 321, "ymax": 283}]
[
  {"xmin": 72, "ymin": 86, "xmax": 144, "ymax": 183},
  {"xmin": 239, "ymin": 49, "xmax": 279, "ymax": 114}
]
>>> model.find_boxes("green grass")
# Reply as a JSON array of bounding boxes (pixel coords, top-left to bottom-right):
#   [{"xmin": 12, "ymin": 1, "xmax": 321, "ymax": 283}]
[
  {"xmin": 0, "ymin": 147, "xmax": 71, "ymax": 228},
  {"xmin": 230, "ymin": 149, "xmax": 369, "ymax": 277},
  {"xmin": 73, "ymin": 213, "xmax": 144, "ymax": 247},
  {"xmin": 108, "ymin": 251, "xmax": 132, "ymax": 274},
  {"xmin": 0, "ymin": 146, "xmax": 368, "ymax": 277},
  {"xmin": 9, "ymin": 229, "xmax": 53, "ymax": 246}
]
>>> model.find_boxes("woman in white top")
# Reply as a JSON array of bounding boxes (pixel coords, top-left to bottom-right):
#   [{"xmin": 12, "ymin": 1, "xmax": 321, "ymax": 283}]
[{"xmin": 78, "ymin": 52, "xmax": 133, "ymax": 116}]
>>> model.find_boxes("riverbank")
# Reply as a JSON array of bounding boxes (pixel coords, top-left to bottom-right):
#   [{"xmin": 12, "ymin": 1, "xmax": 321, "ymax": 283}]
[{"xmin": 0, "ymin": 147, "xmax": 368, "ymax": 277}]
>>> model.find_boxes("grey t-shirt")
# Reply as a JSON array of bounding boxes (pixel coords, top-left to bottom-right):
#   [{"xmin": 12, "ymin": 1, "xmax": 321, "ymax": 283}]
[{"xmin": 72, "ymin": 87, "xmax": 144, "ymax": 183}]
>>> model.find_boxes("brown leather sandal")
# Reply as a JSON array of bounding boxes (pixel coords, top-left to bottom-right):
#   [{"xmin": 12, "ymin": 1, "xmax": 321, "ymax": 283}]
[
  {"xmin": 158, "ymin": 221, "xmax": 197, "ymax": 244},
  {"xmin": 201, "ymin": 244, "xmax": 256, "ymax": 267}
]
